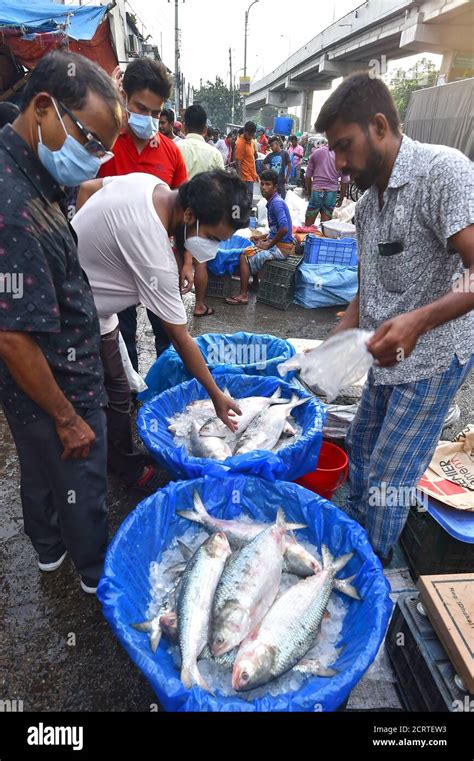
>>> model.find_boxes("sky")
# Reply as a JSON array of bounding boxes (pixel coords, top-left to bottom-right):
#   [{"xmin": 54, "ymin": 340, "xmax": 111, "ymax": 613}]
[
  {"xmin": 71, "ymin": 0, "xmax": 441, "ymax": 123},
  {"xmin": 127, "ymin": 0, "xmax": 441, "ymax": 121},
  {"xmin": 129, "ymin": 0, "xmax": 367, "ymax": 86}
]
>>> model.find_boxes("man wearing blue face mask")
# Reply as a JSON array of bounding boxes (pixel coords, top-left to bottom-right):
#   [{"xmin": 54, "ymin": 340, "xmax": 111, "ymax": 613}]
[{"xmin": 0, "ymin": 51, "xmax": 122, "ymax": 595}]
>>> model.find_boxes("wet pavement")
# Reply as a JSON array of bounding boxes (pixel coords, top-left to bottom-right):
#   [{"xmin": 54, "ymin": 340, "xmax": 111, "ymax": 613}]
[{"xmin": 0, "ymin": 291, "xmax": 472, "ymax": 711}]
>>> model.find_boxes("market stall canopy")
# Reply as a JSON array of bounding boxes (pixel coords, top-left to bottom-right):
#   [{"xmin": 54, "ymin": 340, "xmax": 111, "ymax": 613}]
[{"xmin": 0, "ymin": 0, "xmax": 117, "ymax": 75}]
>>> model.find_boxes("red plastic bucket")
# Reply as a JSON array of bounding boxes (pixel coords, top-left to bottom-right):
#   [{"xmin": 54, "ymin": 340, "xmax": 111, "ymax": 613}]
[{"xmin": 294, "ymin": 441, "xmax": 348, "ymax": 501}]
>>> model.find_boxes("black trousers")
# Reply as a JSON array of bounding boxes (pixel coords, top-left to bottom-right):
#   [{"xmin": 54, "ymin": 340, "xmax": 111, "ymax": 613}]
[
  {"xmin": 118, "ymin": 306, "xmax": 170, "ymax": 372},
  {"xmin": 4, "ymin": 406, "xmax": 108, "ymax": 585},
  {"xmin": 100, "ymin": 326, "xmax": 149, "ymax": 485}
]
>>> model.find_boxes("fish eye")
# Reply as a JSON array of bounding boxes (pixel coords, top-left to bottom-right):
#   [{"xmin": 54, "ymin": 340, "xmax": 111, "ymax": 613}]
[
  {"xmin": 241, "ymin": 671, "xmax": 249, "ymax": 682},
  {"xmin": 215, "ymin": 635, "xmax": 224, "ymax": 645}
]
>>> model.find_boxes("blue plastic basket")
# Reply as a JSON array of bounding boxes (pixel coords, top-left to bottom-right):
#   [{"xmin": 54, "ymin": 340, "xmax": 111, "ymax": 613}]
[
  {"xmin": 304, "ymin": 236, "xmax": 357, "ymax": 266},
  {"xmin": 98, "ymin": 475, "xmax": 393, "ymax": 712}
]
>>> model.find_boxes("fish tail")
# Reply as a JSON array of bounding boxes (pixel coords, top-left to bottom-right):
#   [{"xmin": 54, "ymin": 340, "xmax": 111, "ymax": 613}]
[
  {"xmin": 176, "ymin": 510, "xmax": 203, "ymax": 525},
  {"xmin": 149, "ymin": 628, "xmax": 162, "ymax": 653},
  {"xmin": 275, "ymin": 506, "xmax": 287, "ymax": 530},
  {"xmin": 181, "ymin": 663, "xmax": 214, "ymax": 694},
  {"xmin": 130, "ymin": 620, "xmax": 153, "ymax": 632},
  {"xmin": 269, "ymin": 387, "xmax": 287, "ymax": 404},
  {"xmin": 332, "ymin": 551, "xmax": 353, "ymax": 574},
  {"xmin": 333, "ymin": 574, "xmax": 361, "ymax": 600},
  {"xmin": 289, "ymin": 394, "xmax": 311, "ymax": 410},
  {"xmin": 130, "ymin": 619, "xmax": 162, "ymax": 653},
  {"xmin": 177, "ymin": 490, "xmax": 210, "ymax": 525},
  {"xmin": 286, "ymin": 522, "xmax": 307, "ymax": 531}
]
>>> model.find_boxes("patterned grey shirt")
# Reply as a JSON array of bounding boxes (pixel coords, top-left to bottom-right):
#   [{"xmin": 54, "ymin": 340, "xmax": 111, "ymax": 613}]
[{"xmin": 355, "ymin": 135, "xmax": 474, "ymax": 385}]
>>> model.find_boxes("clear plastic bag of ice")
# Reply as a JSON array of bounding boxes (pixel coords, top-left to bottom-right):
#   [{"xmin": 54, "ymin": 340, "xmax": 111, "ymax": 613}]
[{"xmin": 277, "ymin": 329, "xmax": 374, "ymax": 402}]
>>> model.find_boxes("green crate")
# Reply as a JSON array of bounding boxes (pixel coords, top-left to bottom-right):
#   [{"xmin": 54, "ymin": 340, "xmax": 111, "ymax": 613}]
[
  {"xmin": 400, "ymin": 506, "xmax": 474, "ymax": 580},
  {"xmin": 205, "ymin": 273, "xmax": 232, "ymax": 299},
  {"xmin": 256, "ymin": 255, "xmax": 303, "ymax": 310}
]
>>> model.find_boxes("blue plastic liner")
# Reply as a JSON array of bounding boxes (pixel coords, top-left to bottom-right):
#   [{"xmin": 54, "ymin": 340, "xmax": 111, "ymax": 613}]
[
  {"xmin": 137, "ymin": 373, "xmax": 326, "ymax": 481},
  {"xmin": 294, "ymin": 264, "xmax": 358, "ymax": 308},
  {"xmin": 139, "ymin": 332, "xmax": 296, "ymax": 402},
  {"xmin": 207, "ymin": 234, "xmax": 252, "ymax": 275},
  {"xmin": 97, "ymin": 475, "xmax": 393, "ymax": 712}
]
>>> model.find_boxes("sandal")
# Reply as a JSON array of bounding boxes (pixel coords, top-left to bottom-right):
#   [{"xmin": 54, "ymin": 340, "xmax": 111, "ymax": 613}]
[
  {"xmin": 225, "ymin": 296, "xmax": 249, "ymax": 305},
  {"xmin": 193, "ymin": 305, "xmax": 215, "ymax": 317}
]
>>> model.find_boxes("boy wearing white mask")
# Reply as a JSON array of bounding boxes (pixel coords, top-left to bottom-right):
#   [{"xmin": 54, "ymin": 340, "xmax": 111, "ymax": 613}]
[{"xmin": 74, "ymin": 170, "xmax": 250, "ymax": 485}]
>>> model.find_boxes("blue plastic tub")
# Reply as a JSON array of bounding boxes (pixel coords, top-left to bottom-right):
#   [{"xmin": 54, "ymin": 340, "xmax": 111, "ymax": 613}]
[
  {"xmin": 137, "ymin": 373, "xmax": 326, "ymax": 481},
  {"xmin": 139, "ymin": 331, "xmax": 296, "ymax": 402},
  {"xmin": 304, "ymin": 235, "xmax": 358, "ymax": 266},
  {"xmin": 97, "ymin": 475, "xmax": 393, "ymax": 712}
]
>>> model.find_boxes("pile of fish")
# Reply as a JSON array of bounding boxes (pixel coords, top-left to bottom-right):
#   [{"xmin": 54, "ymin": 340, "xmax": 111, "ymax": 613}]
[
  {"xmin": 131, "ymin": 491, "xmax": 361, "ymax": 697},
  {"xmin": 168, "ymin": 388, "xmax": 309, "ymax": 460}
]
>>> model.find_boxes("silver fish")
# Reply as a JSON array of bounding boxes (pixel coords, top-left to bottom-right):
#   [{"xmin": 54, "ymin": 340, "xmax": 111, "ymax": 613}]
[
  {"xmin": 234, "ymin": 394, "xmax": 310, "ymax": 455},
  {"xmin": 199, "ymin": 388, "xmax": 287, "ymax": 439},
  {"xmin": 232, "ymin": 546, "xmax": 360, "ymax": 691},
  {"xmin": 189, "ymin": 420, "xmax": 233, "ymax": 461},
  {"xmin": 210, "ymin": 508, "xmax": 287, "ymax": 657},
  {"xmin": 177, "ymin": 532, "xmax": 232, "ymax": 691},
  {"xmin": 178, "ymin": 491, "xmax": 320, "ymax": 576}
]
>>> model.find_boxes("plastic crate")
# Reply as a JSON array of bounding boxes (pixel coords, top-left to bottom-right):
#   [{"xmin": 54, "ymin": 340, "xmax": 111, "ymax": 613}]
[
  {"xmin": 257, "ymin": 254, "xmax": 303, "ymax": 310},
  {"xmin": 304, "ymin": 235, "xmax": 357, "ymax": 266},
  {"xmin": 205, "ymin": 272, "xmax": 232, "ymax": 299},
  {"xmin": 386, "ymin": 593, "xmax": 473, "ymax": 711},
  {"xmin": 400, "ymin": 506, "xmax": 474, "ymax": 580}
]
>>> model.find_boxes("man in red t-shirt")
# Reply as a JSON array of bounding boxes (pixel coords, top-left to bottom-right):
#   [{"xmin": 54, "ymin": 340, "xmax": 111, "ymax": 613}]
[{"xmin": 100, "ymin": 58, "xmax": 189, "ymax": 377}]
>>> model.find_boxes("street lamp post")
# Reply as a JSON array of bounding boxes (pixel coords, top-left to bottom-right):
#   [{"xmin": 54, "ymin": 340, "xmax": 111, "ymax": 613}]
[{"xmin": 243, "ymin": 0, "xmax": 259, "ymax": 124}]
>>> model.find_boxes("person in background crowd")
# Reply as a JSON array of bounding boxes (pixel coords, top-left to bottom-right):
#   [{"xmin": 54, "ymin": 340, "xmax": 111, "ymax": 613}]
[
  {"xmin": 234, "ymin": 121, "xmax": 257, "ymax": 203},
  {"xmin": 0, "ymin": 51, "xmax": 122, "ymax": 595},
  {"xmin": 224, "ymin": 130, "xmax": 236, "ymax": 164},
  {"xmin": 257, "ymin": 127, "xmax": 268, "ymax": 154},
  {"xmin": 178, "ymin": 104, "xmax": 225, "ymax": 318},
  {"xmin": 318, "ymin": 72, "xmax": 474, "ymax": 566},
  {"xmin": 262, "ymin": 135, "xmax": 291, "ymax": 199},
  {"xmin": 225, "ymin": 169, "xmax": 294, "ymax": 305},
  {"xmin": 287, "ymin": 134, "xmax": 304, "ymax": 184},
  {"xmin": 212, "ymin": 129, "xmax": 229, "ymax": 164},
  {"xmin": 304, "ymin": 132, "xmax": 349, "ymax": 225},
  {"xmin": 159, "ymin": 107, "xmax": 183, "ymax": 142},
  {"xmin": 99, "ymin": 57, "xmax": 189, "ymax": 374},
  {"xmin": 174, "ymin": 120, "xmax": 185, "ymax": 139}
]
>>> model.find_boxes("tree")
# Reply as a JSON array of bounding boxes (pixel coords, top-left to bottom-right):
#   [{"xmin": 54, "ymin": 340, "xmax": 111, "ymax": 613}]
[
  {"xmin": 193, "ymin": 77, "xmax": 243, "ymax": 131},
  {"xmin": 389, "ymin": 58, "xmax": 439, "ymax": 122}
]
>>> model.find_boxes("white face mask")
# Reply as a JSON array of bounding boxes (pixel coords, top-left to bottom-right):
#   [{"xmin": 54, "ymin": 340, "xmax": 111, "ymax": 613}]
[{"xmin": 184, "ymin": 220, "xmax": 220, "ymax": 263}]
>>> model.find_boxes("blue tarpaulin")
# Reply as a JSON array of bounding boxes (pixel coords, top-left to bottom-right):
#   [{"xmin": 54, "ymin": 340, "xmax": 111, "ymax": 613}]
[
  {"xmin": 97, "ymin": 475, "xmax": 393, "ymax": 712},
  {"xmin": 137, "ymin": 373, "xmax": 326, "ymax": 482},
  {"xmin": 139, "ymin": 332, "xmax": 296, "ymax": 402},
  {"xmin": 294, "ymin": 264, "xmax": 358, "ymax": 309},
  {"xmin": 207, "ymin": 234, "xmax": 251, "ymax": 276},
  {"xmin": 0, "ymin": 0, "xmax": 108, "ymax": 41}
]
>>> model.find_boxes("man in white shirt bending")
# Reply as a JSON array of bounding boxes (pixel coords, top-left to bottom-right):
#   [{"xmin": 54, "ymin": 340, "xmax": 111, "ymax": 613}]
[{"xmin": 73, "ymin": 170, "xmax": 250, "ymax": 490}]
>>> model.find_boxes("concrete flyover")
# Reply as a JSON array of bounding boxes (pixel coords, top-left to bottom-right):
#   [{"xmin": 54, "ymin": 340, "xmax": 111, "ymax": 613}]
[{"xmin": 246, "ymin": 0, "xmax": 474, "ymax": 130}]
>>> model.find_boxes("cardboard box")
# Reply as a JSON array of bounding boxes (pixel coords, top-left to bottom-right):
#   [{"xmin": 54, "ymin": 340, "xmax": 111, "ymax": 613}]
[{"xmin": 417, "ymin": 574, "xmax": 474, "ymax": 693}]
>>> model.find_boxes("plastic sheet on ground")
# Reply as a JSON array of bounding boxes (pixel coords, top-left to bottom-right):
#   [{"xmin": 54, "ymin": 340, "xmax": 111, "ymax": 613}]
[
  {"xmin": 137, "ymin": 373, "xmax": 325, "ymax": 481},
  {"xmin": 97, "ymin": 474, "xmax": 393, "ymax": 712},
  {"xmin": 139, "ymin": 332, "xmax": 296, "ymax": 402}
]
